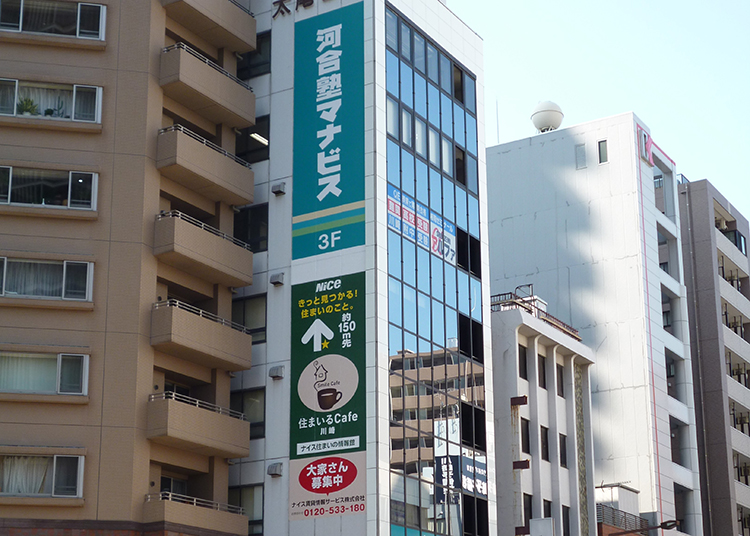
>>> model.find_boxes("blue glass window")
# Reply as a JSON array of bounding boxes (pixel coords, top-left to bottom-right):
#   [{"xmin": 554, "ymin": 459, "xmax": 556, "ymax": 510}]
[
  {"xmin": 418, "ymin": 292, "xmax": 431, "ymax": 340},
  {"xmin": 445, "ymin": 264, "xmax": 457, "ymax": 308},
  {"xmin": 388, "ymin": 324, "xmax": 402, "ymax": 357},
  {"xmin": 471, "ymin": 276, "xmax": 482, "ymax": 322},
  {"xmin": 432, "ymin": 299, "xmax": 445, "ymax": 348},
  {"xmin": 445, "ymin": 307, "xmax": 458, "ymax": 348},
  {"xmin": 414, "ymin": 118, "xmax": 427, "ymax": 159},
  {"xmin": 387, "ymin": 139, "xmax": 400, "ymax": 186},
  {"xmin": 467, "ymin": 155, "xmax": 478, "ymax": 195},
  {"xmin": 453, "ymin": 102, "xmax": 465, "ymax": 147},
  {"xmin": 400, "ymin": 20, "xmax": 411, "ymax": 60},
  {"xmin": 403, "ymin": 285, "xmax": 417, "ymax": 334},
  {"xmin": 464, "ymin": 74, "xmax": 476, "ymax": 113},
  {"xmin": 431, "ymin": 257, "xmax": 443, "ymax": 301},
  {"xmin": 439, "ymin": 53, "xmax": 451, "ymax": 94},
  {"xmin": 458, "ymin": 270, "xmax": 469, "ymax": 316},
  {"xmin": 427, "ymin": 43, "xmax": 438, "ymax": 84},
  {"xmin": 443, "ymin": 178, "xmax": 455, "ymax": 223},
  {"xmin": 402, "ymin": 238, "xmax": 416, "ymax": 287},
  {"xmin": 389, "ymin": 277, "xmax": 402, "ymax": 326},
  {"xmin": 441, "ymin": 137, "xmax": 452, "ymax": 177},
  {"xmin": 427, "ymin": 83, "xmax": 440, "ymax": 127},
  {"xmin": 388, "ymin": 230, "xmax": 401, "ymax": 278},
  {"xmin": 468, "ymin": 195, "xmax": 479, "ymax": 238},
  {"xmin": 466, "ymin": 113, "xmax": 477, "ymax": 156},
  {"xmin": 404, "ymin": 331, "xmax": 417, "ymax": 355},
  {"xmin": 429, "ymin": 168, "xmax": 442, "ymax": 213},
  {"xmin": 386, "ymin": 51, "xmax": 399, "ymax": 97},
  {"xmin": 417, "ymin": 247, "xmax": 430, "ymax": 294},
  {"xmin": 386, "ymin": 96, "xmax": 399, "ymax": 139},
  {"xmin": 401, "ymin": 149, "xmax": 415, "ymax": 197},
  {"xmin": 416, "ymin": 160, "xmax": 428, "ymax": 205},
  {"xmin": 401, "ymin": 108, "xmax": 412, "ymax": 147},
  {"xmin": 385, "ymin": 10, "xmax": 398, "ymax": 51},
  {"xmin": 455, "ymin": 186, "xmax": 467, "ymax": 231},
  {"xmin": 413, "ymin": 33, "xmax": 425, "ymax": 73},
  {"xmin": 428, "ymin": 127, "xmax": 440, "ymax": 168},
  {"xmin": 441, "ymin": 93, "xmax": 453, "ymax": 137},
  {"xmin": 400, "ymin": 61, "xmax": 413, "ymax": 109},
  {"xmin": 414, "ymin": 73, "xmax": 427, "ymax": 118}
]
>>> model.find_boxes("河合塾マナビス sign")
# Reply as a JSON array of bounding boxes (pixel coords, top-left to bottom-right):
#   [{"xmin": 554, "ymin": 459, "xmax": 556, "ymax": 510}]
[{"xmin": 292, "ymin": 2, "xmax": 365, "ymax": 259}]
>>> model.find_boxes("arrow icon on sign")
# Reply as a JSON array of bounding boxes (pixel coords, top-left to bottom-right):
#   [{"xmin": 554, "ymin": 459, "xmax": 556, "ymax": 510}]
[{"xmin": 301, "ymin": 318, "xmax": 334, "ymax": 352}]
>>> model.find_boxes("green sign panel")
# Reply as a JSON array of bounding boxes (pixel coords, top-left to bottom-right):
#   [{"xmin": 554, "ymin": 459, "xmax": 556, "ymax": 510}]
[
  {"xmin": 292, "ymin": 2, "xmax": 365, "ymax": 259},
  {"xmin": 290, "ymin": 272, "xmax": 366, "ymax": 459}
]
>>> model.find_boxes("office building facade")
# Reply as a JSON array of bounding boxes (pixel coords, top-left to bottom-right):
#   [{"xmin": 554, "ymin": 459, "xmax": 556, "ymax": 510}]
[
  {"xmin": 486, "ymin": 113, "xmax": 703, "ymax": 534},
  {"xmin": 679, "ymin": 179, "xmax": 750, "ymax": 536}
]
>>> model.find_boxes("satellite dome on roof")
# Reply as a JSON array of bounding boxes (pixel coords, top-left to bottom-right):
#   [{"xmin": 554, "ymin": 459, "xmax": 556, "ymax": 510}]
[{"xmin": 531, "ymin": 101, "xmax": 564, "ymax": 133}]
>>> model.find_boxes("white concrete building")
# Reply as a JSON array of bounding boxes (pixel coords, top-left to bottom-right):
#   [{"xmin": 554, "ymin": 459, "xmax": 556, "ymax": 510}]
[
  {"xmin": 486, "ymin": 113, "xmax": 703, "ymax": 535},
  {"xmin": 228, "ymin": 1, "xmax": 495, "ymax": 536},
  {"xmin": 491, "ymin": 292, "xmax": 596, "ymax": 536}
]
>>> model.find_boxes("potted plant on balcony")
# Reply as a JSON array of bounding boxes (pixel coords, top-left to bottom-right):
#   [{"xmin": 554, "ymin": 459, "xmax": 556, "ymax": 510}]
[{"xmin": 16, "ymin": 97, "xmax": 39, "ymax": 116}]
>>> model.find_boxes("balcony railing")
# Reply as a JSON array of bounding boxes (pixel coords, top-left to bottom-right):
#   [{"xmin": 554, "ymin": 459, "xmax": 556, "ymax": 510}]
[
  {"xmin": 158, "ymin": 125, "xmax": 252, "ymax": 170},
  {"xmin": 163, "ymin": 43, "xmax": 252, "ymax": 92},
  {"xmin": 156, "ymin": 210, "xmax": 252, "ymax": 251},
  {"xmin": 145, "ymin": 491, "xmax": 243, "ymax": 515},
  {"xmin": 491, "ymin": 292, "xmax": 581, "ymax": 341},
  {"xmin": 153, "ymin": 299, "xmax": 252, "ymax": 335},
  {"xmin": 149, "ymin": 391, "xmax": 245, "ymax": 420},
  {"xmin": 596, "ymin": 504, "xmax": 649, "ymax": 535}
]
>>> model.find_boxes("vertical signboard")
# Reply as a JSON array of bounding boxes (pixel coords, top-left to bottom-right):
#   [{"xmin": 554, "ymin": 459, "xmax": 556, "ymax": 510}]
[
  {"xmin": 290, "ymin": 272, "xmax": 366, "ymax": 519},
  {"xmin": 292, "ymin": 3, "xmax": 365, "ymax": 259}
]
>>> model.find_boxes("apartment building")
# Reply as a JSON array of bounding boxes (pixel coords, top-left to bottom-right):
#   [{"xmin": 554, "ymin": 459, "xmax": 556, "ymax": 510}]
[
  {"xmin": 227, "ymin": 1, "xmax": 495, "ymax": 535},
  {"xmin": 486, "ymin": 113, "xmax": 703, "ymax": 534},
  {"xmin": 679, "ymin": 179, "xmax": 750, "ymax": 536},
  {"xmin": 491, "ymin": 291, "xmax": 596, "ymax": 536},
  {"xmin": 0, "ymin": 1, "xmax": 258, "ymax": 534}
]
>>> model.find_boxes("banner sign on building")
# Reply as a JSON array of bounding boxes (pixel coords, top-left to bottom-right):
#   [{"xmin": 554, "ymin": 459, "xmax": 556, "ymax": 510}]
[
  {"xmin": 292, "ymin": 3, "xmax": 365, "ymax": 259},
  {"xmin": 387, "ymin": 184, "xmax": 402, "ymax": 233},
  {"xmin": 290, "ymin": 271, "xmax": 366, "ymax": 519}
]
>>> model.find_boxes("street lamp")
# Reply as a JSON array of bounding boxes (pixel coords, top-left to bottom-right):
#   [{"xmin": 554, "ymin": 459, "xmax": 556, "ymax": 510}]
[{"xmin": 610, "ymin": 519, "xmax": 679, "ymax": 536}]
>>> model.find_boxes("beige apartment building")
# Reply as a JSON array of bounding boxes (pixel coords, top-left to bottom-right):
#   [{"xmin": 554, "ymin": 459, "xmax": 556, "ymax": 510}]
[{"xmin": 0, "ymin": 1, "xmax": 258, "ymax": 534}]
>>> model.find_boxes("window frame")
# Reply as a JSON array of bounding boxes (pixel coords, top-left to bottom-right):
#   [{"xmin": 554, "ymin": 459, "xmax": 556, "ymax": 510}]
[
  {"xmin": 0, "ymin": 258, "xmax": 93, "ymax": 301},
  {"xmin": 0, "ymin": 1, "xmax": 106, "ymax": 40},
  {"xmin": 228, "ymin": 483, "xmax": 264, "ymax": 535},
  {"xmin": 0, "ymin": 352, "xmax": 89, "ymax": 395},
  {"xmin": 538, "ymin": 354, "xmax": 547, "ymax": 389},
  {"xmin": 556, "ymin": 363, "xmax": 565, "ymax": 398},
  {"xmin": 234, "ymin": 203, "xmax": 268, "ymax": 253},
  {"xmin": 521, "ymin": 417, "xmax": 530, "ymax": 454},
  {"xmin": 237, "ymin": 31, "xmax": 270, "ymax": 79},
  {"xmin": 231, "ymin": 387, "xmax": 266, "ymax": 440},
  {"xmin": 0, "ymin": 166, "xmax": 97, "ymax": 210},
  {"xmin": 559, "ymin": 433, "xmax": 568, "ymax": 468},
  {"xmin": 598, "ymin": 139, "xmax": 608, "ymax": 164},
  {"xmin": 232, "ymin": 293, "xmax": 267, "ymax": 344},
  {"xmin": 0, "ymin": 79, "xmax": 102, "ymax": 123},
  {"xmin": 540, "ymin": 425, "xmax": 549, "ymax": 461},
  {"xmin": 0, "ymin": 454, "xmax": 84, "ymax": 497}
]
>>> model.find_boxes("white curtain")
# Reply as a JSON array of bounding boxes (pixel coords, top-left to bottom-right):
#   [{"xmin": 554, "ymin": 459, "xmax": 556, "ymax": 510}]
[
  {"xmin": 5, "ymin": 259, "xmax": 64, "ymax": 297},
  {"xmin": 0, "ymin": 353, "xmax": 58, "ymax": 392},
  {"xmin": 0, "ymin": 456, "xmax": 52, "ymax": 495},
  {"xmin": 17, "ymin": 83, "xmax": 73, "ymax": 117}
]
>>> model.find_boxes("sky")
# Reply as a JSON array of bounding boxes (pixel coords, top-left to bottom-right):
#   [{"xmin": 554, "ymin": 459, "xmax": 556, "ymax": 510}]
[{"xmin": 448, "ymin": 0, "xmax": 750, "ymax": 216}]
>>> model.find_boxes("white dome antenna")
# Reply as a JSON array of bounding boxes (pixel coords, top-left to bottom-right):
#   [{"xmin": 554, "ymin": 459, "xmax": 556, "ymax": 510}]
[{"xmin": 531, "ymin": 101, "xmax": 563, "ymax": 133}]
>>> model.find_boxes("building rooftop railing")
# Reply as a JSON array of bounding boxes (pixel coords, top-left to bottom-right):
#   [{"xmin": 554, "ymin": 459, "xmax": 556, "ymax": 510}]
[
  {"xmin": 491, "ymin": 292, "xmax": 581, "ymax": 341},
  {"xmin": 163, "ymin": 42, "xmax": 253, "ymax": 91},
  {"xmin": 596, "ymin": 504, "xmax": 649, "ymax": 535},
  {"xmin": 153, "ymin": 299, "xmax": 254, "ymax": 336},
  {"xmin": 149, "ymin": 391, "xmax": 245, "ymax": 421},
  {"xmin": 145, "ymin": 491, "xmax": 243, "ymax": 515},
  {"xmin": 156, "ymin": 210, "xmax": 252, "ymax": 252},
  {"xmin": 158, "ymin": 124, "xmax": 252, "ymax": 170}
]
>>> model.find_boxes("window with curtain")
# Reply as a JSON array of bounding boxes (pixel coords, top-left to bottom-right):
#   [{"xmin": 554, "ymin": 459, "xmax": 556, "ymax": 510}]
[
  {"xmin": 0, "ymin": 352, "xmax": 87, "ymax": 394},
  {"xmin": 0, "ymin": 455, "xmax": 82, "ymax": 497},
  {"xmin": 228, "ymin": 484, "xmax": 263, "ymax": 534},
  {"xmin": 0, "ymin": 1, "xmax": 105, "ymax": 39},
  {"xmin": 0, "ymin": 79, "xmax": 101, "ymax": 123},
  {"xmin": 0, "ymin": 166, "xmax": 96, "ymax": 209},
  {"xmin": 0, "ymin": 258, "xmax": 92, "ymax": 300}
]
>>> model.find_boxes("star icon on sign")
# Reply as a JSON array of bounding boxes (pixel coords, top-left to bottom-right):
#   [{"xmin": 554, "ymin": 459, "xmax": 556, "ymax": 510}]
[{"xmin": 322, "ymin": 340, "xmax": 330, "ymax": 349}]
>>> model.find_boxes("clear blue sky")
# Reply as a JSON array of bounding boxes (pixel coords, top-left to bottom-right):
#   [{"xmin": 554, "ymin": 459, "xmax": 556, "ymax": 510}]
[{"xmin": 449, "ymin": 0, "xmax": 750, "ymax": 216}]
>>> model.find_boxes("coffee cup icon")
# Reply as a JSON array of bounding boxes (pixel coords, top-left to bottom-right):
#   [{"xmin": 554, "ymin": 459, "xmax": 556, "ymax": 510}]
[{"xmin": 318, "ymin": 388, "xmax": 342, "ymax": 410}]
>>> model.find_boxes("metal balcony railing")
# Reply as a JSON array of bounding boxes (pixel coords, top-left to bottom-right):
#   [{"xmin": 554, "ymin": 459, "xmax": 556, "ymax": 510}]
[
  {"xmin": 156, "ymin": 210, "xmax": 252, "ymax": 251},
  {"xmin": 596, "ymin": 504, "xmax": 649, "ymax": 535},
  {"xmin": 149, "ymin": 391, "xmax": 245, "ymax": 420},
  {"xmin": 491, "ymin": 292, "xmax": 581, "ymax": 341},
  {"xmin": 153, "ymin": 299, "xmax": 253, "ymax": 335},
  {"xmin": 158, "ymin": 124, "xmax": 252, "ymax": 170},
  {"xmin": 145, "ymin": 491, "xmax": 244, "ymax": 514},
  {"xmin": 163, "ymin": 43, "xmax": 253, "ymax": 91}
]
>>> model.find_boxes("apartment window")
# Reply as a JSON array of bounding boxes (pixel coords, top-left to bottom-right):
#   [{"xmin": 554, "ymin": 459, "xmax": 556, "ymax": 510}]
[
  {"xmin": 237, "ymin": 31, "xmax": 270, "ymax": 79},
  {"xmin": 538, "ymin": 355, "xmax": 547, "ymax": 389},
  {"xmin": 518, "ymin": 344, "xmax": 528, "ymax": 379},
  {"xmin": 236, "ymin": 115, "xmax": 269, "ymax": 163},
  {"xmin": 0, "ymin": 258, "xmax": 93, "ymax": 301},
  {"xmin": 231, "ymin": 388, "xmax": 265, "ymax": 439},
  {"xmin": 232, "ymin": 294, "xmax": 266, "ymax": 343},
  {"xmin": 0, "ymin": 454, "xmax": 83, "ymax": 497},
  {"xmin": 556, "ymin": 363, "xmax": 565, "ymax": 398},
  {"xmin": 234, "ymin": 203, "xmax": 268, "ymax": 252},
  {"xmin": 229, "ymin": 484, "xmax": 263, "ymax": 534},
  {"xmin": 160, "ymin": 475, "xmax": 187, "ymax": 495},
  {"xmin": 559, "ymin": 434, "xmax": 567, "ymax": 468},
  {"xmin": 0, "ymin": 80, "xmax": 102, "ymax": 122},
  {"xmin": 0, "ymin": 1, "xmax": 105, "ymax": 40},
  {"xmin": 521, "ymin": 418, "xmax": 530, "ymax": 454},
  {"xmin": 0, "ymin": 352, "xmax": 87, "ymax": 395},
  {"xmin": 543, "ymin": 500, "xmax": 552, "ymax": 518},
  {"xmin": 562, "ymin": 505, "xmax": 571, "ymax": 536},
  {"xmin": 575, "ymin": 144, "xmax": 586, "ymax": 169},
  {"xmin": 523, "ymin": 493, "xmax": 533, "ymax": 529},
  {"xmin": 540, "ymin": 426, "xmax": 549, "ymax": 461},
  {"xmin": 598, "ymin": 140, "xmax": 608, "ymax": 164},
  {"xmin": 0, "ymin": 167, "xmax": 96, "ymax": 209}
]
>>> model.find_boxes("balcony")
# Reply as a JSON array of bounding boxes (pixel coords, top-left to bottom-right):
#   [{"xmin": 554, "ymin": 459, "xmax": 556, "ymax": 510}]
[
  {"xmin": 160, "ymin": 43, "xmax": 255, "ymax": 129},
  {"xmin": 150, "ymin": 299, "xmax": 252, "ymax": 371},
  {"xmin": 156, "ymin": 125, "xmax": 253, "ymax": 206},
  {"xmin": 596, "ymin": 504, "xmax": 649, "ymax": 536},
  {"xmin": 144, "ymin": 492, "xmax": 247, "ymax": 536},
  {"xmin": 154, "ymin": 211, "xmax": 253, "ymax": 287},
  {"xmin": 161, "ymin": 0, "xmax": 256, "ymax": 53},
  {"xmin": 147, "ymin": 392, "xmax": 250, "ymax": 457}
]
